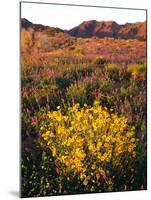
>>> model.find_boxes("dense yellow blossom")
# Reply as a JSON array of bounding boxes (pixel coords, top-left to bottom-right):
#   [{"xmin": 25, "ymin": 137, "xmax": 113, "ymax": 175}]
[{"xmin": 39, "ymin": 101, "xmax": 137, "ymax": 190}]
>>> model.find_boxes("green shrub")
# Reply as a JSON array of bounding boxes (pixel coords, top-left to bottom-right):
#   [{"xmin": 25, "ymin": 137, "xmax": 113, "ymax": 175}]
[
  {"xmin": 66, "ymin": 79, "xmax": 96, "ymax": 106},
  {"xmin": 92, "ymin": 56, "xmax": 106, "ymax": 65},
  {"xmin": 21, "ymin": 147, "xmax": 58, "ymax": 197},
  {"xmin": 55, "ymin": 76, "xmax": 72, "ymax": 90},
  {"xmin": 66, "ymin": 82, "xmax": 88, "ymax": 105},
  {"xmin": 106, "ymin": 64, "xmax": 120, "ymax": 80},
  {"xmin": 128, "ymin": 64, "xmax": 146, "ymax": 76},
  {"xmin": 74, "ymin": 47, "xmax": 85, "ymax": 55}
]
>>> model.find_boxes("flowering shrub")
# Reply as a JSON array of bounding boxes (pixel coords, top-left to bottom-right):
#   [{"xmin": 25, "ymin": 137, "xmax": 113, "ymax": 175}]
[
  {"xmin": 39, "ymin": 101, "xmax": 137, "ymax": 192},
  {"xmin": 128, "ymin": 64, "xmax": 146, "ymax": 78}
]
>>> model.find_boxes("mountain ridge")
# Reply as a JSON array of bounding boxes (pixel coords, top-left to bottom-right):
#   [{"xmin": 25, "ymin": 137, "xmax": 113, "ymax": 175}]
[
  {"xmin": 21, "ymin": 18, "xmax": 146, "ymax": 41},
  {"xmin": 21, "ymin": 18, "xmax": 64, "ymax": 34},
  {"xmin": 68, "ymin": 20, "xmax": 146, "ymax": 40}
]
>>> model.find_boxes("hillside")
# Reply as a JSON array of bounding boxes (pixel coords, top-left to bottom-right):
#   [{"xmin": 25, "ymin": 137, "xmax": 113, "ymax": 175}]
[
  {"xmin": 21, "ymin": 18, "xmax": 64, "ymax": 34},
  {"xmin": 68, "ymin": 20, "xmax": 146, "ymax": 40},
  {"xmin": 21, "ymin": 18, "xmax": 146, "ymax": 65},
  {"xmin": 21, "ymin": 18, "xmax": 75, "ymax": 54}
]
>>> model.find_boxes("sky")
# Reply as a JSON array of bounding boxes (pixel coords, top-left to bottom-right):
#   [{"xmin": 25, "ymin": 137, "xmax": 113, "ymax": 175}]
[{"xmin": 21, "ymin": 2, "xmax": 146, "ymax": 30}]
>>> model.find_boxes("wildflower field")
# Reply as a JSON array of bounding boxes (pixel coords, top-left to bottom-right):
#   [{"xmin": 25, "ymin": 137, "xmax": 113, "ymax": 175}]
[{"xmin": 21, "ymin": 20, "xmax": 147, "ymax": 197}]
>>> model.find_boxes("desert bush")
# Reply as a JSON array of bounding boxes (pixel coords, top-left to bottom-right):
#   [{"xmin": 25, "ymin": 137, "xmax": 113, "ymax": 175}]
[
  {"xmin": 63, "ymin": 66, "xmax": 93, "ymax": 81},
  {"xmin": 120, "ymin": 69, "xmax": 132, "ymax": 82},
  {"xmin": 66, "ymin": 78, "xmax": 97, "ymax": 106},
  {"xmin": 92, "ymin": 56, "xmax": 106, "ymax": 65},
  {"xmin": 55, "ymin": 76, "xmax": 72, "ymax": 90},
  {"xmin": 74, "ymin": 47, "xmax": 85, "ymax": 55},
  {"xmin": 127, "ymin": 64, "xmax": 146, "ymax": 77},
  {"xmin": 39, "ymin": 101, "xmax": 138, "ymax": 193},
  {"xmin": 106, "ymin": 64, "xmax": 120, "ymax": 80},
  {"xmin": 66, "ymin": 82, "xmax": 88, "ymax": 106}
]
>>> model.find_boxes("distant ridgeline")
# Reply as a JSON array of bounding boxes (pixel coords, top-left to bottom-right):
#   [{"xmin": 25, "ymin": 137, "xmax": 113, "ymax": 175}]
[{"xmin": 21, "ymin": 18, "xmax": 146, "ymax": 41}]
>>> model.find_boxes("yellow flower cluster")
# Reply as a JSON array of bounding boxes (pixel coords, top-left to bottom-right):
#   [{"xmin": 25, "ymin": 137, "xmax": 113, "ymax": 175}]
[{"xmin": 39, "ymin": 101, "xmax": 137, "ymax": 190}]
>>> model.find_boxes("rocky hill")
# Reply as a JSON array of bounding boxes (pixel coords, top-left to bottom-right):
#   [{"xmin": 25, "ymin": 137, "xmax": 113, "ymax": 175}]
[
  {"xmin": 68, "ymin": 20, "xmax": 146, "ymax": 40},
  {"xmin": 21, "ymin": 18, "xmax": 64, "ymax": 35}
]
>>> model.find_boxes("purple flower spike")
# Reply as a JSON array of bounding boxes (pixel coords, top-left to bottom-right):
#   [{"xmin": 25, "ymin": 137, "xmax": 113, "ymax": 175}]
[
  {"xmin": 140, "ymin": 135, "xmax": 144, "ymax": 142},
  {"xmin": 103, "ymin": 175, "xmax": 107, "ymax": 180},
  {"xmin": 72, "ymin": 97, "xmax": 75, "ymax": 107}
]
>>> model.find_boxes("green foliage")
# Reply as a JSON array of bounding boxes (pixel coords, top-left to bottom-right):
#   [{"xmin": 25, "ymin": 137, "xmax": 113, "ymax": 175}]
[
  {"xmin": 106, "ymin": 64, "xmax": 120, "ymax": 80},
  {"xmin": 66, "ymin": 81, "xmax": 89, "ymax": 106},
  {"xmin": 74, "ymin": 47, "xmax": 85, "ymax": 54},
  {"xmin": 92, "ymin": 56, "xmax": 106, "ymax": 65},
  {"xmin": 21, "ymin": 147, "xmax": 59, "ymax": 197},
  {"xmin": 128, "ymin": 64, "xmax": 146, "ymax": 76}
]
